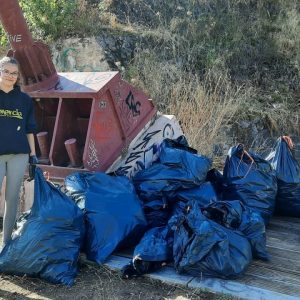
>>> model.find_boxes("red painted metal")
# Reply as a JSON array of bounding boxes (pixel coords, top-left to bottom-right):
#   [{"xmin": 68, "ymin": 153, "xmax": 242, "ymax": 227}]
[
  {"xmin": 36, "ymin": 131, "xmax": 50, "ymax": 164},
  {"xmin": 0, "ymin": 1, "xmax": 157, "ymax": 180},
  {"xmin": 0, "ymin": 0, "xmax": 59, "ymax": 91},
  {"xmin": 64, "ymin": 138, "xmax": 82, "ymax": 168},
  {"xmin": 31, "ymin": 72, "xmax": 157, "ymax": 179}
]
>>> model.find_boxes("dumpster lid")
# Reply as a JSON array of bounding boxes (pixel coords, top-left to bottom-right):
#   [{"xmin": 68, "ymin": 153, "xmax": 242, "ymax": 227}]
[{"xmin": 29, "ymin": 71, "xmax": 120, "ymax": 97}]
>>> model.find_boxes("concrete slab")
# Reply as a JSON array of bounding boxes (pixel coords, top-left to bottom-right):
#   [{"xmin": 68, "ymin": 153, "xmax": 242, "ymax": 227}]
[
  {"xmin": 188, "ymin": 277, "xmax": 300, "ymax": 300},
  {"xmin": 146, "ymin": 266, "xmax": 193, "ymax": 286}
]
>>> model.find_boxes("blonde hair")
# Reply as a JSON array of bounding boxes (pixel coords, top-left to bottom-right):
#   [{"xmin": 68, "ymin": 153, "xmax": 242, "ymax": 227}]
[{"xmin": 0, "ymin": 56, "xmax": 20, "ymax": 87}]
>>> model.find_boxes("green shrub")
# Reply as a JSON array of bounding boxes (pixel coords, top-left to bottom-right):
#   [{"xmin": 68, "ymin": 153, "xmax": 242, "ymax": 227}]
[{"xmin": 19, "ymin": 0, "xmax": 78, "ymax": 41}]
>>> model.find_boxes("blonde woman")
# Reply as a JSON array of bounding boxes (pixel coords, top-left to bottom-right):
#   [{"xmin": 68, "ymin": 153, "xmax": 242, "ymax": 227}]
[{"xmin": 0, "ymin": 56, "xmax": 37, "ymax": 250}]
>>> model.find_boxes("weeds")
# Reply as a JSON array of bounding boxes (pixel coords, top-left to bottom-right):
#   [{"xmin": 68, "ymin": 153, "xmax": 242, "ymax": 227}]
[
  {"xmin": 0, "ymin": 0, "xmax": 299, "ymax": 154},
  {"xmin": 126, "ymin": 52, "xmax": 249, "ymax": 156}
]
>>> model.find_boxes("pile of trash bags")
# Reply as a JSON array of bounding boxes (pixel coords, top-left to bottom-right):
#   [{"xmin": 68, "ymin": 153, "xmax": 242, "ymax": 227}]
[{"xmin": 0, "ymin": 135, "xmax": 298, "ymax": 284}]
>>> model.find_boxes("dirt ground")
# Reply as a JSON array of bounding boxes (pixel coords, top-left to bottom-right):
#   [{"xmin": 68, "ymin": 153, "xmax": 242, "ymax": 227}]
[{"xmin": 0, "ymin": 229, "xmax": 239, "ymax": 300}]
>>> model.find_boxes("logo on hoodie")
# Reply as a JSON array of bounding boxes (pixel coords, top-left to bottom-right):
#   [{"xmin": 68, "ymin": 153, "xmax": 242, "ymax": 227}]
[{"xmin": 0, "ymin": 109, "xmax": 23, "ymax": 119}]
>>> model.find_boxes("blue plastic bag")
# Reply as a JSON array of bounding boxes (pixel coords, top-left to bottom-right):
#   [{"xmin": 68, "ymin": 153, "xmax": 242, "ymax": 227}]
[
  {"xmin": 133, "ymin": 226, "xmax": 173, "ymax": 262},
  {"xmin": 121, "ymin": 226, "xmax": 173, "ymax": 278},
  {"xmin": 266, "ymin": 136, "xmax": 300, "ymax": 217},
  {"xmin": 133, "ymin": 138, "xmax": 211, "ymax": 201},
  {"xmin": 203, "ymin": 200, "xmax": 269, "ymax": 260},
  {"xmin": 65, "ymin": 172, "xmax": 147, "ymax": 263},
  {"xmin": 170, "ymin": 201, "xmax": 252, "ymax": 278},
  {"xmin": 175, "ymin": 181, "xmax": 218, "ymax": 207},
  {"xmin": 206, "ymin": 168, "xmax": 226, "ymax": 197},
  {"xmin": 133, "ymin": 137, "xmax": 211, "ymax": 228},
  {"xmin": 0, "ymin": 168, "xmax": 85, "ymax": 286},
  {"xmin": 223, "ymin": 144, "xmax": 277, "ymax": 224}
]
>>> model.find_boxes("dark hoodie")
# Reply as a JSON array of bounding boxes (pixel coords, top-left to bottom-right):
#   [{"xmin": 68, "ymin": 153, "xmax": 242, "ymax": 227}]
[{"xmin": 0, "ymin": 86, "xmax": 36, "ymax": 155}]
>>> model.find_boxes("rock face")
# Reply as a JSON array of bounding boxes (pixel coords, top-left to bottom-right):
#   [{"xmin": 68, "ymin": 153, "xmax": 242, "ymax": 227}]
[
  {"xmin": 51, "ymin": 37, "xmax": 110, "ymax": 72},
  {"xmin": 51, "ymin": 35, "xmax": 138, "ymax": 73}
]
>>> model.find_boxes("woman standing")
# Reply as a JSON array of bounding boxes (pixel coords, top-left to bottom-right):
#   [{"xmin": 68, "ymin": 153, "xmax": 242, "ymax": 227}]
[{"xmin": 0, "ymin": 56, "xmax": 37, "ymax": 249}]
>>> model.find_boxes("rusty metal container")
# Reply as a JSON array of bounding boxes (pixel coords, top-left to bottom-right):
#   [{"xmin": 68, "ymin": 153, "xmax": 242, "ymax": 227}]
[
  {"xmin": 30, "ymin": 72, "xmax": 156, "ymax": 180},
  {"xmin": 0, "ymin": 0, "xmax": 157, "ymax": 181}
]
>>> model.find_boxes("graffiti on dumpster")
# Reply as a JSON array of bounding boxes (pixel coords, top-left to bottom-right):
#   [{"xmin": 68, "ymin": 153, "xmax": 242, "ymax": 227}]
[
  {"xmin": 133, "ymin": 130, "xmax": 161, "ymax": 150},
  {"xmin": 87, "ymin": 139, "xmax": 100, "ymax": 169},
  {"xmin": 115, "ymin": 123, "xmax": 175, "ymax": 177},
  {"xmin": 163, "ymin": 123, "xmax": 175, "ymax": 139},
  {"xmin": 8, "ymin": 34, "xmax": 22, "ymax": 43},
  {"xmin": 116, "ymin": 143, "xmax": 160, "ymax": 177},
  {"xmin": 125, "ymin": 91, "xmax": 141, "ymax": 117},
  {"xmin": 118, "ymin": 90, "xmax": 142, "ymax": 131}
]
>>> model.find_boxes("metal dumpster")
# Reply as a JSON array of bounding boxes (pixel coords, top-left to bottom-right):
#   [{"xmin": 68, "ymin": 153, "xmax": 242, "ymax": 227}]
[{"xmin": 0, "ymin": 0, "xmax": 157, "ymax": 181}]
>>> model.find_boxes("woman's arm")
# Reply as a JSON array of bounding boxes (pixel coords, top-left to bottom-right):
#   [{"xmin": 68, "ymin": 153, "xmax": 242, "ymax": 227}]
[{"xmin": 27, "ymin": 133, "xmax": 36, "ymax": 156}]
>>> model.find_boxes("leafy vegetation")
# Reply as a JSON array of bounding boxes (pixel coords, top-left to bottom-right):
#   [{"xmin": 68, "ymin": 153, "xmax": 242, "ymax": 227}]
[
  {"xmin": 0, "ymin": 0, "xmax": 299, "ymax": 152},
  {"xmin": 0, "ymin": 0, "xmax": 101, "ymax": 44}
]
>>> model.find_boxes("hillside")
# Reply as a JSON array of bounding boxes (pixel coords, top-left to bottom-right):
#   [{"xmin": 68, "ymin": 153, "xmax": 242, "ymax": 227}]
[{"xmin": 1, "ymin": 0, "xmax": 299, "ymax": 158}]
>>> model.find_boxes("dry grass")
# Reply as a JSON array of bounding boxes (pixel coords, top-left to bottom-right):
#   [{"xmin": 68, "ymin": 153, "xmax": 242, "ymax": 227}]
[
  {"xmin": 126, "ymin": 53, "xmax": 251, "ymax": 157},
  {"xmin": 164, "ymin": 72, "xmax": 247, "ymax": 156},
  {"xmin": 116, "ymin": 0, "xmax": 300, "ymax": 156}
]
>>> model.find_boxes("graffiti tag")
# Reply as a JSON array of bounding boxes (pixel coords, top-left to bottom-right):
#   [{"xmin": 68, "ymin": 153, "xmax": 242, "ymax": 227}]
[
  {"xmin": 8, "ymin": 34, "xmax": 22, "ymax": 43},
  {"xmin": 87, "ymin": 139, "xmax": 100, "ymax": 169},
  {"xmin": 163, "ymin": 123, "xmax": 175, "ymax": 138},
  {"xmin": 133, "ymin": 130, "xmax": 161, "ymax": 150},
  {"xmin": 125, "ymin": 91, "xmax": 141, "ymax": 117}
]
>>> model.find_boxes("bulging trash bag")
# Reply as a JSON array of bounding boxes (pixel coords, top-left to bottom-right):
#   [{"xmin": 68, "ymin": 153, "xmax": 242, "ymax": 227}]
[
  {"xmin": 122, "ymin": 226, "xmax": 174, "ymax": 278},
  {"xmin": 203, "ymin": 200, "xmax": 269, "ymax": 260},
  {"xmin": 133, "ymin": 226, "xmax": 173, "ymax": 262},
  {"xmin": 0, "ymin": 168, "xmax": 85, "ymax": 286},
  {"xmin": 175, "ymin": 182, "xmax": 218, "ymax": 208},
  {"xmin": 133, "ymin": 137, "xmax": 212, "ymax": 201},
  {"xmin": 170, "ymin": 181, "xmax": 218, "ymax": 217},
  {"xmin": 239, "ymin": 208, "xmax": 269, "ymax": 260},
  {"xmin": 170, "ymin": 201, "xmax": 252, "ymax": 278},
  {"xmin": 266, "ymin": 136, "xmax": 300, "ymax": 217},
  {"xmin": 133, "ymin": 137, "xmax": 211, "ymax": 228},
  {"xmin": 64, "ymin": 172, "xmax": 147, "ymax": 264},
  {"xmin": 223, "ymin": 144, "xmax": 277, "ymax": 224}
]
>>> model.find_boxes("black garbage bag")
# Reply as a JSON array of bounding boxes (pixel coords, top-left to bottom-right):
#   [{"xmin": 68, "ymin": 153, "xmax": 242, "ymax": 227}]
[
  {"xmin": 64, "ymin": 172, "xmax": 147, "ymax": 264},
  {"xmin": 122, "ymin": 226, "xmax": 173, "ymax": 278},
  {"xmin": 203, "ymin": 200, "xmax": 269, "ymax": 260},
  {"xmin": 223, "ymin": 144, "xmax": 277, "ymax": 224},
  {"xmin": 121, "ymin": 260, "xmax": 164, "ymax": 279},
  {"xmin": 170, "ymin": 201, "xmax": 252, "ymax": 278},
  {"xmin": 0, "ymin": 168, "xmax": 85, "ymax": 286},
  {"xmin": 266, "ymin": 136, "xmax": 300, "ymax": 217}
]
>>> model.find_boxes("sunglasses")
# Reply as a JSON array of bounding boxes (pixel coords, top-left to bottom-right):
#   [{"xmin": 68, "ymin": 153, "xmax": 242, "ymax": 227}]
[{"xmin": 1, "ymin": 69, "xmax": 19, "ymax": 77}]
